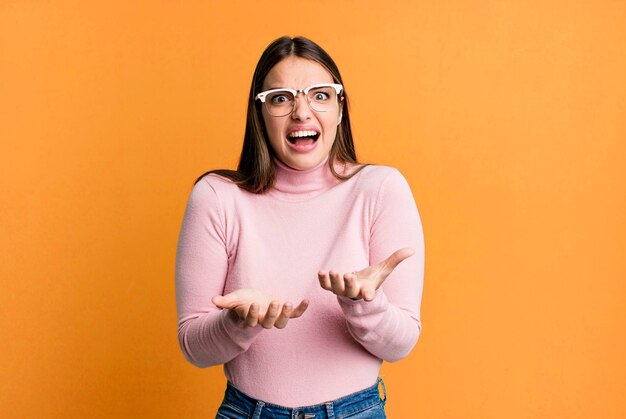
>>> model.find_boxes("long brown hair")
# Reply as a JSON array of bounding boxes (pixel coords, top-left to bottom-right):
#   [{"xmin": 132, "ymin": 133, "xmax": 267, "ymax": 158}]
[{"xmin": 194, "ymin": 36, "xmax": 370, "ymax": 192}]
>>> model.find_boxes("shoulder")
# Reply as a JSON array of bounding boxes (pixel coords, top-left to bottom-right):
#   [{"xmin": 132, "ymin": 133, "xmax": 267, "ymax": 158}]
[
  {"xmin": 353, "ymin": 164, "xmax": 417, "ymax": 216},
  {"xmin": 354, "ymin": 164, "xmax": 410, "ymax": 194},
  {"xmin": 193, "ymin": 173, "xmax": 243, "ymax": 198},
  {"xmin": 357, "ymin": 163, "xmax": 401, "ymax": 181},
  {"xmin": 183, "ymin": 174, "xmax": 243, "ymax": 217}
]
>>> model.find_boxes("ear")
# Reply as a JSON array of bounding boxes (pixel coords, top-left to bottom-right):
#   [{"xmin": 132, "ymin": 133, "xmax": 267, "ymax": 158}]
[{"xmin": 337, "ymin": 97, "xmax": 344, "ymax": 125}]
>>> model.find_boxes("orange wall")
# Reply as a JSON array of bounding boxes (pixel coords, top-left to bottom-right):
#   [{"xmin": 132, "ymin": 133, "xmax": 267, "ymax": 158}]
[{"xmin": 1, "ymin": 1, "xmax": 625, "ymax": 417}]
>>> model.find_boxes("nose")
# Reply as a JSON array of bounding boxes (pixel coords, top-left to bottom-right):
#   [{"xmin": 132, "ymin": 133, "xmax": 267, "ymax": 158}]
[{"xmin": 291, "ymin": 92, "xmax": 312, "ymax": 120}]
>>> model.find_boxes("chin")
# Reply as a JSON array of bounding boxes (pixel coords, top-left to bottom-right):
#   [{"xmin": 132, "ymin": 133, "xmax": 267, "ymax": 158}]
[{"xmin": 287, "ymin": 154, "xmax": 327, "ymax": 170}]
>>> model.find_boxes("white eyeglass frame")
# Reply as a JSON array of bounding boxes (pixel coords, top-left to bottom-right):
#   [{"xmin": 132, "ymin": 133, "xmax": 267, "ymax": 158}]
[{"xmin": 255, "ymin": 83, "xmax": 343, "ymax": 115}]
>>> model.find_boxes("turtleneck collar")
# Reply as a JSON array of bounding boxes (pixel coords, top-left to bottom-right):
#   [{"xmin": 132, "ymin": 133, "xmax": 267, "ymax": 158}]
[{"xmin": 270, "ymin": 154, "xmax": 346, "ymax": 201}]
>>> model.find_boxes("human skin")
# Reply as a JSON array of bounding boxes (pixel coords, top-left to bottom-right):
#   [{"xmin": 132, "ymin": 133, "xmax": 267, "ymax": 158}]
[
  {"xmin": 318, "ymin": 248, "xmax": 415, "ymax": 302},
  {"xmin": 212, "ymin": 248, "xmax": 415, "ymax": 328},
  {"xmin": 211, "ymin": 57, "xmax": 414, "ymax": 328},
  {"xmin": 259, "ymin": 55, "xmax": 343, "ymax": 171}
]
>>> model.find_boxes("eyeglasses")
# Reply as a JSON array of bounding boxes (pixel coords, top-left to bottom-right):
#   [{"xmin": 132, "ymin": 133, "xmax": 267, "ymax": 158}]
[{"xmin": 255, "ymin": 83, "xmax": 343, "ymax": 117}]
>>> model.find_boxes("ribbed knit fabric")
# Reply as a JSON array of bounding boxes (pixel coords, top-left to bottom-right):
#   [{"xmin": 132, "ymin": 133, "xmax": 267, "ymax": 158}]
[{"xmin": 175, "ymin": 155, "xmax": 424, "ymax": 407}]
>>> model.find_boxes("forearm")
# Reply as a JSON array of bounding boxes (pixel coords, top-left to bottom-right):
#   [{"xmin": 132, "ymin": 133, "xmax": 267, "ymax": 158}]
[
  {"xmin": 337, "ymin": 289, "xmax": 421, "ymax": 362},
  {"xmin": 177, "ymin": 309, "xmax": 263, "ymax": 368}
]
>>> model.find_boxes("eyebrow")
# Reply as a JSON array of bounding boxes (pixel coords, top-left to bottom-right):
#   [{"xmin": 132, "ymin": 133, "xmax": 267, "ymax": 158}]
[{"xmin": 264, "ymin": 83, "xmax": 331, "ymax": 91}]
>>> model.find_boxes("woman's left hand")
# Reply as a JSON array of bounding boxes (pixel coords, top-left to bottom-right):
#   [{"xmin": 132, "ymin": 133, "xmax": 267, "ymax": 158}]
[{"xmin": 318, "ymin": 247, "xmax": 415, "ymax": 302}]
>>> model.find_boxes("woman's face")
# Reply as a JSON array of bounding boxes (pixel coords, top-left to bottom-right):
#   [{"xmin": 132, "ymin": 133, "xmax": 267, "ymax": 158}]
[{"xmin": 260, "ymin": 56, "xmax": 342, "ymax": 170}]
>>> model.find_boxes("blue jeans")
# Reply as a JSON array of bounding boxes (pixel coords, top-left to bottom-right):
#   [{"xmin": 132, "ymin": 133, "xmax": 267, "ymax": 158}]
[{"xmin": 216, "ymin": 377, "xmax": 387, "ymax": 419}]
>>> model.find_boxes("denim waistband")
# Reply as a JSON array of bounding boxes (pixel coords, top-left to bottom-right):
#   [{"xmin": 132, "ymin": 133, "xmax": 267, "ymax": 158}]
[{"xmin": 219, "ymin": 377, "xmax": 387, "ymax": 419}]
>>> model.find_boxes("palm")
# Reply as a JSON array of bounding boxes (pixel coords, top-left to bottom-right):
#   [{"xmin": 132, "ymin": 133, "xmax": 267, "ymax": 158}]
[
  {"xmin": 217, "ymin": 289, "xmax": 274, "ymax": 318},
  {"xmin": 318, "ymin": 248, "xmax": 415, "ymax": 301},
  {"xmin": 212, "ymin": 288, "xmax": 309, "ymax": 329}
]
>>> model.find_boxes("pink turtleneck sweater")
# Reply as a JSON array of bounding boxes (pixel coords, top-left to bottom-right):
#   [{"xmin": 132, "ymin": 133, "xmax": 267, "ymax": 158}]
[{"xmin": 175, "ymin": 155, "xmax": 424, "ymax": 407}]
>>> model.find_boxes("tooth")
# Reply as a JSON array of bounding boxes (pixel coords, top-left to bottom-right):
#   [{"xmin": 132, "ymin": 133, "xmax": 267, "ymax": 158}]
[{"xmin": 288, "ymin": 130, "xmax": 320, "ymax": 138}]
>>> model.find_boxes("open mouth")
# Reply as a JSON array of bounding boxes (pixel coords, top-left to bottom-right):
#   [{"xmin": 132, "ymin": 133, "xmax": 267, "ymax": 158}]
[{"xmin": 287, "ymin": 130, "xmax": 320, "ymax": 144}]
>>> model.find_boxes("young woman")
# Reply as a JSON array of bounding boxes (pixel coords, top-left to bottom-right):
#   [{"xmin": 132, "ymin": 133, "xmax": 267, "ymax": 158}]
[{"xmin": 175, "ymin": 36, "xmax": 425, "ymax": 418}]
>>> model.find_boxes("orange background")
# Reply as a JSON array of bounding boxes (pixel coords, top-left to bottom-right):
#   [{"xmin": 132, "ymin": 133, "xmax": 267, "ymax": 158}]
[{"xmin": 1, "ymin": 1, "xmax": 625, "ymax": 417}]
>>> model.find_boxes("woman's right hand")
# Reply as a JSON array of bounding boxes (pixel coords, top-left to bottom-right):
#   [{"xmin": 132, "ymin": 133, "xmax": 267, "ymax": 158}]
[{"xmin": 212, "ymin": 288, "xmax": 309, "ymax": 329}]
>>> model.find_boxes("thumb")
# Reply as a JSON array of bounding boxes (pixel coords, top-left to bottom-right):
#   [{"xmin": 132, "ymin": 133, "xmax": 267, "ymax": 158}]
[
  {"xmin": 212, "ymin": 295, "xmax": 232, "ymax": 308},
  {"xmin": 384, "ymin": 247, "xmax": 415, "ymax": 271}
]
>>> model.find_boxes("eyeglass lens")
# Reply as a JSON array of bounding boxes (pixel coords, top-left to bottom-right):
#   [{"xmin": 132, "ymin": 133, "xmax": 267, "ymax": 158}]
[{"xmin": 265, "ymin": 86, "xmax": 338, "ymax": 116}]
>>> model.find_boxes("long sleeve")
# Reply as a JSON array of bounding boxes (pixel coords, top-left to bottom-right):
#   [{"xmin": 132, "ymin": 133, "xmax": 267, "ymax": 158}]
[
  {"xmin": 337, "ymin": 169, "xmax": 425, "ymax": 362},
  {"xmin": 173, "ymin": 161, "xmax": 423, "ymax": 406},
  {"xmin": 175, "ymin": 177, "xmax": 263, "ymax": 368}
]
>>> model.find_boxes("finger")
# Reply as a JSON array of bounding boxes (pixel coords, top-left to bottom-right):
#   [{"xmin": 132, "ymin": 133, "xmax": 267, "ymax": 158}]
[
  {"xmin": 344, "ymin": 273, "xmax": 360, "ymax": 299},
  {"xmin": 273, "ymin": 303, "xmax": 293, "ymax": 329},
  {"xmin": 260, "ymin": 301, "xmax": 281, "ymax": 329},
  {"xmin": 329, "ymin": 270, "xmax": 345, "ymax": 295},
  {"xmin": 362, "ymin": 287, "xmax": 376, "ymax": 302},
  {"xmin": 244, "ymin": 303, "xmax": 260, "ymax": 327},
  {"xmin": 289, "ymin": 299, "xmax": 309, "ymax": 318},
  {"xmin": 211, "ymin": 295, "xmax": 233, "ymax": 309},
  {"xmin": 381, "ymin": 248, "xmax": 415, "ymax": 275},
  {"xmin": 318, "ymin": 271, "xmax": 332, "ymax": 291}
]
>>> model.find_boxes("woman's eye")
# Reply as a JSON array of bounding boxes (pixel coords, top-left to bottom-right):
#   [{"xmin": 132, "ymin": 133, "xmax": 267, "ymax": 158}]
[
  {"xmin": 270, "ymin": 94, "xmax": 291, "ymax": 104},
  {"xmin": 313, "ymin": 92, "xmax": 330, "ymax": 101}
]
